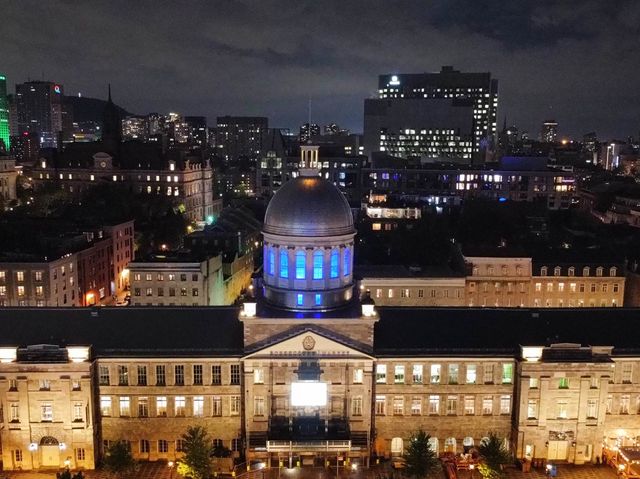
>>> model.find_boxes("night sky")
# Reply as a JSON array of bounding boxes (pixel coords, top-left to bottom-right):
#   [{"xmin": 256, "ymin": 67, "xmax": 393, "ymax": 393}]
[{"xmin": 3, "ymin": 0, "xmax": 639, "ymax": 139}]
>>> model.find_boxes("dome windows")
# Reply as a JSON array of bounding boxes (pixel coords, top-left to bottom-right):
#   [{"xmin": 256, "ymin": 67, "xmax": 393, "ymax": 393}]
[
  {"xmin": 295, "ymin": 251, "xmax": 306, "ymax": 279},
  {"xmin": 330, "ymin": 250, "xmax": 339, "ymax": 278},
  {"xmin": 313, "ymin": 251, "xmax": 324, "ymax": 280},
  {"xmin": 343, "ymin": 248, "xmax": 351, "ymax": 276},
  {"xmin": 267, "ymin": 247, "xmax": 275, "ymax": 276},
  {"xmin": 279, "ymin": 250, "xmax": 289, "ymax": 278}
]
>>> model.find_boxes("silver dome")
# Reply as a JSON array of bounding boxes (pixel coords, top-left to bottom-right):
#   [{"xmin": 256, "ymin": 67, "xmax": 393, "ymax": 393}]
[{"xmin": 264, "ymin": 176, "xmax": 354, "ymax": 237}]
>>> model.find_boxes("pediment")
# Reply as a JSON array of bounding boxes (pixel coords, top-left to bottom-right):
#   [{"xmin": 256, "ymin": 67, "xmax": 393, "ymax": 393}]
[{"xmin": 243, "ymin": 328, "xmax": 373, "ymax": 360}]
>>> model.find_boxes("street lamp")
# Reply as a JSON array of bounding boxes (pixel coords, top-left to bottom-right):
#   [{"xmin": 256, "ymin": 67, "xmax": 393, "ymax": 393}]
[{"xmin": 168, "ymin": 460, "xmax": 174, "ymax": 479}]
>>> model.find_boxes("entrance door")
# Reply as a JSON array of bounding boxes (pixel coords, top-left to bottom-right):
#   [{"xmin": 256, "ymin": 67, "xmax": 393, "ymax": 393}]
[
  {"xmin": 548, "ymin": 441, "xmax": 569, "ymax": 461},
  {"xmin": 41, "ymin": 445, "xmax": 59, "ymax": 466}
]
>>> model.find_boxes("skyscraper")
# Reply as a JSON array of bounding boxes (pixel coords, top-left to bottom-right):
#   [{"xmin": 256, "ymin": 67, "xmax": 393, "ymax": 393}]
[
  {"xmin": 0, "ymin": 74, "xmax": 10, "ymax": 151},
  {"xmin": 540, "ymin": 120, "xmax": 558, "ymax": 143},
  {"xmin": 215, "ymin": 116, "xmax": 268, "ymax": 165},
  {"xmin": 15, "ymin": 80, "xmax": 64, "ymax": 148},
  {"xmin": 364, "ymin": 66, "xmax": 499, "ymax": 161}
]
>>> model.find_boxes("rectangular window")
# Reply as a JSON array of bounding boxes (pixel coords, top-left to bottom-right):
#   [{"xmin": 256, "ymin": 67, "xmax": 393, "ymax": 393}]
[
  {"xmin": 430, "ymin": 364, "xmax": 441, "ymax": 383},
  {"xmin": 175, "ymin": 396, "xmax": 186, "ymax": 416},
  {"xmin": 137, "ymin": 366, "xmax": 147, "ymax": 386},
  {"xmin": 313, "ymin": 252, "xmax": 323, "ymax": 279},
  {"xmin": 230, "ymin": 364, "xmax": 241, "ymax": 385},
  {"xmin": 156, "ymin": 396, "xmax": 167, "ymax": 417},
  {"xmin": 212, "ymin": 396, "xmax": 222, "ymax": 416},
  {"xmin": 394, "ymin": 365, "xmax": 405, "ymax": 384},
  {"xmin": 140, "ymin": 440, "xmax": 150, "ymax": 453},
  {"xmin": 175, "ymin": 365, "xmax": 185, "ymax": 386},
  {"xmin": 138, "ymin": 397, "xmax": 149, "ymax": 417},
  {"xmin": 527, "ymin": 399, "xmax": 538, "ymax": 419},
  {"xmin": 193, "ymin": 396, "xmax": 204, "ymax": 417},
  {"xmin": 176, "ymin": 439, "xmax": 185, "ymax": 453},
  {"xmin": 212, "ymin": 365, "xmax": 222, "ymax": 385},
  {"xmin": 100, "ymin": 396, "xmax": 112, "ymax": 416},
  {"xmin": 464, "ymin": 396, "xmax": 475, "ymax": 415},
  {"xmin": 587, "ymin": 399, "xmax": 598, "ymax": 419},
  {"xmin": 375, "ymin": 395, "xmax": 386, "ymax": 415},
  {"xmin": 412, "ymin": 364, "xmax": 423, "ymax": 384},
  {"xmin": 500, "ymin": 395, "xmax": 511, "ymax": 414},
  {"xmin": 158, "ymin": 440, "xmax": 169, "ymax": 453},
  {"xmin": 606, "ymin": 395, "xmax": 613, "ymax": 414},
  {"xmin": 376, "ymin": 364, "xmax": 387, "ymax": 383},
  {"xmin": 12, "ymin": 450, "xmax": 23, "ymax": 463},
  {"xmin": 530, "ymin": 377, "xmax": 539, "ymax": 388},
  {"xmin": 393, "ymin": 396, "xmax": 404, "ymax": 415},
  {"xmin": 39, "ymin": 379, "xmax": 50, "ymax": 390},
  {"xmin": 353, "ymin": 368, "xmax": 363, "ymax": 384},
  {"xmin": 41, "ymin": 403, "xmax": 53, "ymax": 421},
  {"xmin": 156, "ymin": 365, "xmax": 166, "ymax": 386},
  {"xmin": 352, "ymin": 396, "xmax": 363, "ymax": 416},
  {"xmin": 482, "ymin": 396, "xmax": 493, "ymax": 415},
  {"xmin": 75, "ymin": 448, "xmax": 85, "ymax": 461},
  {"xmin": 466, "ymin": 364, "xmax": 476, "ymax": 384},
  {"xmin": 448, "ymin": 364, "xmax": 459, "ymax": 384},
  {"xmin": 622, "ymin": 363, "xmax": 633, "ymax": 383},
  {"xmin": 557, "ymin": 399, "xmax": 568, "ymax": 418},
  {"xmin": 10, "ymin": 403, "xmax": 19, "ymax": 422},
  {"xmin": 502, "ymin": 364, "xmax": 513, "ymax": 384},
  {"xmin": 118, "ymin": 365, "xmax": 129, "ymax": 386},
  {"xmin": 411, "ymin": 397, "xmax": 422, "ymax": 415},
  {"xmin": 99, "ymin": 365, "xmax": 110, "ymax": 385},
  {"xmin": 446, "ymin": 395, "xmax": 458, "ymax": 415},
  {"xmin": 119, "ymin": 397, "xmax": 131, "ymax": 416},
  {"xmin": 73, "ymin": 402, "xmax": 83, "ymax": 422},
  {"xmin": 620, "ymin": 395, "xmax": 630, "ymax": 414},
  {"xmin": 230, "ymin": 395, "xmax": 241, "ymax": 415},
  {"xmin": 295, "ymin": 251, "xmax": 306, "ymax": 279},
  {"xmin": 428, "ymin": 395, "xmax": 440, "ymax": 415},
  {"xmin": 559, "ymin": 377, "xmax": 569, "ymax": 389},
  {"xmin": 254, "ymin": 368, "xmax": 264, "ymax": 384}
]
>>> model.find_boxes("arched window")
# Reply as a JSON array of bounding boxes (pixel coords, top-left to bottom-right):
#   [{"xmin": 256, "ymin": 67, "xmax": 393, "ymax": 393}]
[
  {"xmin": 313, "ymin": 250, "xmax": 323, "ymax": 280},
  {"xmin": 541, "ymin": 266, "xmax": 548, "ymax": 276},
  {"xmin": 583, "ymin": 266, "xmax": 590, "ymax": 276},
  {"xmin": 554, "ymin": 266, "xmax": 561, "ymax": 276},
  {"xmin": 267, "ymin": 247, "xmax": 275, "ymax": 276},
  {"xmin": 610, "ymin": 267, "xmax": 617, "ymax": 277},
  {"xmin": 390, "ymin": 437, "xmax": 404, "ymax": 455},
  {"xmin": 279, "ymin": 250, "xmax": 288, "ymax": 278},
  {"xmin": 295, "ymin": 251, "xmax": 306, "ymax": 279},
  {"xmin": 343, "ymin": 248, "xmax": 351, "ymax": 276},
  {"xmin": 568, "ymin": 267, "xmax": 575, "ymax": 277},
  {"xmin": 445, "ymin": 437, "xmax": 457, "ymax": 453},
  {"xmin": 428, "ymin": 437, "xmax": 439, "ymax": 454},
  {"xmin": 330, "ymin": 250, "xmax": 339, "ymax": 278}
]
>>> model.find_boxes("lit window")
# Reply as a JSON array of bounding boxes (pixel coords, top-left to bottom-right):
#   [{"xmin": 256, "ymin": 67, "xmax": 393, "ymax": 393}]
[
  {"xmin": 315, "ymin": 293, "xmax": 321, "ymax": 306},
  {"xmin": 343, "ymin": 248, "xmax": 351, "ymax": 276},
  {"xmin": 297, "ymin": 294, "xmax": 303, "ymax": 306},
  {"xmin": 330, "ymin": 250, "xmax": 339, "ymax": 278},
  {"xmin": 267, "ymin": 248, "xmax": 275, "ymax": 275},
  {"xmin": 313, "ymin": 250, "xmax": 323, "ymax": 279},
  {"xmin": 279, "ymin": 250, "xmax": 288, "ymax": 278},
  {"xmin": 295, "ymin": 251, "xmax": 306, "ymax": 279}
]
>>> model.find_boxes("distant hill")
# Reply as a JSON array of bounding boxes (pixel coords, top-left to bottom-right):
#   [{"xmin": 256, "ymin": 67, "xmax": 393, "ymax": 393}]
[{"xmin": 64, "ymin": 95, "xmax": 131, "ymax": 123}]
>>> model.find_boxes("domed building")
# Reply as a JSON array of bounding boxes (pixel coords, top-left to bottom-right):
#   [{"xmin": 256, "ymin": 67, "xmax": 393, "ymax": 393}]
[{"xmin": 261, "ymin": 145, "xmax": 356, "ymax": 310}]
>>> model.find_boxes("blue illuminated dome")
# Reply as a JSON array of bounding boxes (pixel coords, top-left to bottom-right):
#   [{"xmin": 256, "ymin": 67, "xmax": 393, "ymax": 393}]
[{"xmin": 262, "ymin": 169, "xmax": 356, "ymax": 311}]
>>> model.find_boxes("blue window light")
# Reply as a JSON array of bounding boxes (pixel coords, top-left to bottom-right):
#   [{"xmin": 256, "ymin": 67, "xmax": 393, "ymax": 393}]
[
  {"xmin": 297, "ymin": 293, "xmax": 304, "ymax": 306},
  {"xmin": 315, "ymin": 293, "xmax": 322, "ymax": 306},
  {"xmin": 295, "ymin": 251, "xmax": 306, "ymax": 279},
  {"xmin": 343, "ymin": 248, "xmax": 351, "ymax": 276},
  {"xmin": 313, "ymin": 251, "xmax": 323, "ymax": 279},
  {"xmin": 330, "ymin": 250, "xmax": 339, "ymax": 278},
  {"xmin": 268, "ymin": 248, "xmax": 275, "ymax": 276},
  {"xmin": 280, "ymin": 250, "xmax": 288, "ymax": 278}
]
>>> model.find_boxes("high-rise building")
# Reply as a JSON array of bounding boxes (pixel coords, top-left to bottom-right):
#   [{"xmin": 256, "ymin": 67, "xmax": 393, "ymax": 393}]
[
  {"xmin": 184, "ymin": 116, "xmax": 208, "ymax": 148},
  {"xmin": 364, "ymin": 66, "xmax": 499, "ymax": 161},
  {"xmin": 15, "ymin": 81, "xmax": 64, "ymax": 148},
  {"xmin": 299, "ymin": 122, "xmax": 320, "ymax": 143},
  {"xmin": 540, "ymin": 120, "xmax": 558, "ymax": 143},
  {"xmin": 121, "ymin": 115, "xmax": 148, "ymax": 141},
  {"xmin": 0, "ymin": 74, "xmax": 10, "ymax": 151},
  {"xmin": 216, "ymin": 116, "xmax": 268, "ymax": 164}
]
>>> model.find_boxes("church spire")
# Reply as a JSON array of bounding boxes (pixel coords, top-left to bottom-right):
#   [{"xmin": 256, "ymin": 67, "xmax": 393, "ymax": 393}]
[{"xmin": 108, "ymin": 83, "xmax": 112, "ymax": 103}]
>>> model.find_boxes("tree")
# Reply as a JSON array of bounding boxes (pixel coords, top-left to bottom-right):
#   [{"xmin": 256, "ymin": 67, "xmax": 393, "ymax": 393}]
[
  {"xmin": 478, "ymin": 432, "xmax": 512, "ymax": 479},
  {"xmin": 404, "ymin": 429, "xmax": 439, "ymax": 478},
  {"xmin": 178, "ymin": 426, "xmax": 212, "ymax": 479},
  {"xmin": 103, "ymin": 440, "xmax": 137, "ymax": 478}
]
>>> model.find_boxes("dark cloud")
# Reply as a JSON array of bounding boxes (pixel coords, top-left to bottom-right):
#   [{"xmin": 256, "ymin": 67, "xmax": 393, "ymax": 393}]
[{"xmin": 2, "ymin": 0, "xmax": 639, "ymax": 139}]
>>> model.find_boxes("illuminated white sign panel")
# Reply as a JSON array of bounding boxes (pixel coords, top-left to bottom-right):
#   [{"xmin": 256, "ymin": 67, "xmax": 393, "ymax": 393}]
[
  {"xmin": 291, "ymin": 382, "xmax": 327, "ymax": 407},
  {"xmin": 389, "ymin": 75, "xmax": 400, "ymax": 85}
]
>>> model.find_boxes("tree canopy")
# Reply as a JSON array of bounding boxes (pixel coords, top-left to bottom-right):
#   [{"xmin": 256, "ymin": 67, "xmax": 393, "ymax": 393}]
[
  {"xmin": 103, "ymin": 440, "xmax": 137, "ymax": 478},
  {"xmin": 404, "ymin": 429, "xmax": 440, "ymax": 478},
  {"xmin": 178, "ymin": 426, "xmax": 212, "ymax": 479},
  {"xmin": 478, "ymin": 432, "xmax": 512, "ymax": 479}
]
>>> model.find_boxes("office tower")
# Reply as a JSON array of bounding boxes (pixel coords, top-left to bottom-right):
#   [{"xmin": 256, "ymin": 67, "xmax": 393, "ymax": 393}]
[
  {"xmin": 15, "ymin": 81, "xmax": 64, "ymax": 148},
  {"xmin": 540, "ymin": 120, "xmax": 558, "ymax": 143},
  {"xmin": 185, "ymin": 116, "xmax": 208, "ymax": 148},
  {"xmin": 122, "ymin": 115, "xmax": 149, "ymax": 141},
  {"xmin": 216, "ymin": 116, "xmax": 268, "ymax": 164},
  {"xmin": 0, "ymin": 74, "xmax": 9, "ymax": 151},
  {"xmin": 299, "ymin": 122, "xmax": 320, "ymax": 143},
  {"xmin": 364, "ymin": 66, "xmax": 499, "ymax": 161}
]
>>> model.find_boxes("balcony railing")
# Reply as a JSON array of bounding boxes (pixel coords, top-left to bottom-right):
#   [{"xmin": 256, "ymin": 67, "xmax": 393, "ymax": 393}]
[{"xmin": 266, "ymin": 440, "xmax": 351, "ymax": 452}]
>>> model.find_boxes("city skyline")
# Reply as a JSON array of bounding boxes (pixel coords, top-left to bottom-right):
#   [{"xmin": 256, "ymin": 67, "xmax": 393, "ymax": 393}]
[{"xmin": 3, "ymin": 0, "xmax": 640, "ymax": 140}]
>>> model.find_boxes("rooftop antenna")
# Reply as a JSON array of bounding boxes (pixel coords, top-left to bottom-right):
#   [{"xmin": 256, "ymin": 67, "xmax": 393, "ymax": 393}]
[{"xmin": 307, "ymin": 98, "xmax": 312, "ymax": 144}]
